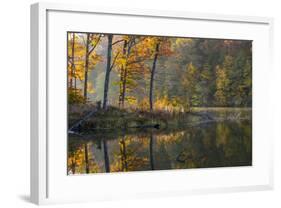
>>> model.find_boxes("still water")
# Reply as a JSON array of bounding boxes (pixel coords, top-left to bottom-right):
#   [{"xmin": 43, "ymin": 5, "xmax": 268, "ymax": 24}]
[{"xmin": 67, "ymin": 120, "xmax": 252, "ymax": 174}]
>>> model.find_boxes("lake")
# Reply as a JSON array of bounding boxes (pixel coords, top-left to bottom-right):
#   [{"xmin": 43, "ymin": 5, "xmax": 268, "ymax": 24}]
[{"xmin": 67, "ymin": 119, "xmax": 252, "ymax": 174}]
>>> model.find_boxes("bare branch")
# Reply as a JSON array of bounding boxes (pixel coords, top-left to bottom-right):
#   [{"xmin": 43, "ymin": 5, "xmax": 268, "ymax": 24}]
[
  {"xmin": 130, "ymin": 37, "xmax": 146, "ymax": 47},
  {"xmin": 88, "ymin": 35, "xmax": 102, "ymax": 56},
  {"xmin": 110, "ymin": 51, "xmax": 120, "ymax": 71},
  {"xmin": 112, "ymin": 39, "xmax": 125, "ymax": 46}
]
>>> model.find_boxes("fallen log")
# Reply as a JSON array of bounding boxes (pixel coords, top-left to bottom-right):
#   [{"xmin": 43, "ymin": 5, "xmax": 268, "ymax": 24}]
[
  {"xmin": 68, "ymin": 108, "xmax": 98, "ymax": 133},
  {"xmin": 129, "ymin": 124, "xmax": 160, "ymax": 129}
]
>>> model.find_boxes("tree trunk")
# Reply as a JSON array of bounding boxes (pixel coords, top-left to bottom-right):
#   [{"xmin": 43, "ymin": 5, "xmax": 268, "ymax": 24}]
[
  {"xmin": 83, "ymin": 33, "xmax": 90, "ymax": 100},
  {"xmin": 70, "ymin": 33, "xmax": 75, "ymax": 89},
  {"xmin": 103, "ymin": 34, "xmax": 113, "ymax": 109},
  {"xmin": 149, "ymin": 43, "xmax": 160, "ymax": 112},
  {"xmin": 121, "ymin": 40, "xmax": 132, "ymax": 108},
  {"xmin": 121, "ymin": 67, "xmax": 128, "ymax": 108},
  {"xmin": 119, "ymin": 40, "xmax": 127, "ymax": 107},
  {"xmin": 118, "ymin": 68, "xmax": 124, "ymax": 108},
  {"xmin": 84, "ymin": 143, "xmax": 89, "ymax": 173}
]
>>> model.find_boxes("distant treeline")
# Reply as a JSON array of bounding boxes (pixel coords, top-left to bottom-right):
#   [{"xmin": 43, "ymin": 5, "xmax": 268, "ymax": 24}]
[{"xmin": 159, "ymin": 38, "xmax": 252, "ymax": 108}]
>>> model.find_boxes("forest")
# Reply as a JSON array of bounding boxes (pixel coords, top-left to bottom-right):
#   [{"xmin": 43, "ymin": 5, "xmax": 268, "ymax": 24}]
[
  {"xmin": 67, "ymin": 33, "xmax": 251, "ymax": 110},
  {"xmin": 67, "ymin": 32, "xmax": 252, "ymax": 174}
]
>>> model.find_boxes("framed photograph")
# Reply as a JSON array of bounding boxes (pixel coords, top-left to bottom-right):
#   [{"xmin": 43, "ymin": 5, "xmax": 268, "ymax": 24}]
[{"xmin": 30, "ymin": 2, "xmax": 274, "ymax": 205}]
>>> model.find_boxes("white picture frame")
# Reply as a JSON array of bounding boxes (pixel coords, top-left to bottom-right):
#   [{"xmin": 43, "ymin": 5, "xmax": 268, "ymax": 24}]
[{"xmin": 30, "ymin": 2, "xmax": 274, "ymax": 205}]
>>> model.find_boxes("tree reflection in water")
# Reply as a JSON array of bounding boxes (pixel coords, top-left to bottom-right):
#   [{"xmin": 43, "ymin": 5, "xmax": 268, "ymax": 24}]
[
  {"xmin": 67, "ymin": 120, "xmax": 252, "ymax": 174},
  {"xmin": 149, "ymin": 132, "xmax": 154, "ymax": 170}
]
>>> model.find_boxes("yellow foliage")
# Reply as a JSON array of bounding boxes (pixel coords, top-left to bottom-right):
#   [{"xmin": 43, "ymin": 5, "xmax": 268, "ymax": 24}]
[
  {"xmin": 138, "ymin": 97, "xmax": 150, "ymax": 111},
  {"xmin": 86, "ymin": 82, "xmax": 95, "ymax": 94},
  {"xmin": 154, "ymin": 96, "xmax": 185, "ymax": 113},
  {"xmin": 174, "ymin": 38, "xmax": 193, "ymax": 47}
]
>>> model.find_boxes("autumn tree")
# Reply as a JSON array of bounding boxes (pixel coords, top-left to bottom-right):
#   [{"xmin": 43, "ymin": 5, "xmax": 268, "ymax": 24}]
[
  {"xmin": 146, "ymin": 37, "xmax": 172, "ymax": 112},
  {"xmin": 70, "ymin": 33, "xmax": 75, "ymax": 88},
  {"xmin": 114, "ymin": 36, "xmax": 148, "ymax": 108},
  {"xmin": 67, "ymin": 33, "xmax": 88, "ymax": 104},
  {"xmin": 115, "ymin": 36, "xmax": 135, "ymax": 108},
  {"xmin": 102, "ymin": 34, "xmax": 121, "ymax": 109},
  {"xmin": 83, "ymin": 34, "xmax": 102, "ymax": 100},
  {"xmin": 215, "ymin": 64, "xmax": 230, "ymax": 106},
  {"xmin": 215, "ymin": 55, "xmax": 235, "ymax": 106},
  {"xmin": 181, "ymin": 62, "xmax": 199, "ymax": 110}
]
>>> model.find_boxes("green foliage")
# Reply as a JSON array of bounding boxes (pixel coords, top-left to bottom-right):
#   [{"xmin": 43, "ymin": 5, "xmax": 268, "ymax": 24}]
[
  {"xmin": 215, "ymin": 56, "xmax": 233, "ymax": 106},
  {"xmin": 181, "ymin": 62, "xmax": 198, "ymax": 107}
]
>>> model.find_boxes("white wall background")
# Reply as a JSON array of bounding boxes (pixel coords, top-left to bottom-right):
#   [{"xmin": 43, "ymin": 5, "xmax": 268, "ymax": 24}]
[{"xmin": 0, "ymin": 0, "xmax": 280, "ymax": 207}]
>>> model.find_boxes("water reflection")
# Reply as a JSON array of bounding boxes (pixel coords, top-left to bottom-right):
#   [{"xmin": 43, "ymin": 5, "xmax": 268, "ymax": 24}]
[{"xmin": 67, "ymin": 120, "xmax": 252, "ymax": 174}]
